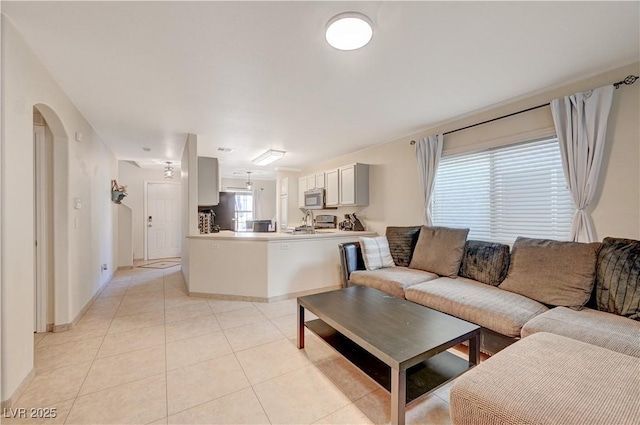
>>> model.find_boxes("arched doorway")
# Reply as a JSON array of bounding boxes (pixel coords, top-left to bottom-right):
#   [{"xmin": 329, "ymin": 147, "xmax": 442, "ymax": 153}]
[{"xmin": 33, "ymin": 104, "xmax": 70, "ymax": 332}]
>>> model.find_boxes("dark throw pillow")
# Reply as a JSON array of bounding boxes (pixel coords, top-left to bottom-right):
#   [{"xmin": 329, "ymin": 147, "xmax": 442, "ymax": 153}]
[
  {"xmin": 385, "ymin": 226, "xmax": 422, "ymax": 267},
  {"xmin": 459, "ymin": 240, "xmax": 511, "ymax": 286},
  {"xmin": 409, "ymin": 226, "xmax": 469, "ymax": 278},
  {"xmin": 596, "ymin": 237, "xmax": 640, "ymax": 321},
  {"xmin": 499, "ymin": 237, "xmax": 601, "ymax": 310}
]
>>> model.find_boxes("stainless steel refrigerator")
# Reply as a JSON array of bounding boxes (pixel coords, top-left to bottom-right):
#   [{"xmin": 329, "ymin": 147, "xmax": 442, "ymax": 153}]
[{"xmin": 211, "ymin": 192, "xmax": 236, "ymax": 231}]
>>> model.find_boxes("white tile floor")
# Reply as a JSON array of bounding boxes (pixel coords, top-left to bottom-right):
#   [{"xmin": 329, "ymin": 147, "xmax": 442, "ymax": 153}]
[{"xmin": 7, "ymin": 266, "xmax": 457, "ymax": 425}]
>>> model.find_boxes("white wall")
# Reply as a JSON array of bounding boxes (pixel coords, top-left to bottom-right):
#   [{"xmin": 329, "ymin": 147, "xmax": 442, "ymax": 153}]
[
  {"xmin": 221, "ymin": 178, "xmax": 277, "ymax": 222},
  {"xmin": 180, "ymin": 134, "xmax": 198, "ymax": 286},
  {"xmin": 302, "ymin": 63, "xmax": 640, "ymax": 241},
  {"xmin": 118, "ymin": 161, "xmax": 166, "ymax": 259},
  {"xmin": 1, "ymin": 17, "xmax": 119, "ymax": 402}
]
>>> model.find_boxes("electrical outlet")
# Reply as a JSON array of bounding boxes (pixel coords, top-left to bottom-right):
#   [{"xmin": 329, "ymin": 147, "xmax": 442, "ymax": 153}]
[
  {"xmin": 281, "ymin": 244, "xmax": 289, "ymax": 250},
  {"xmin": 211, "ymin": 243, "xmax": 220, "ymax": 250}
]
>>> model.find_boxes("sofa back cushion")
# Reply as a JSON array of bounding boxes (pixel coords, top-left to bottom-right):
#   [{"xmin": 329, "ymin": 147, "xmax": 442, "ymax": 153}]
[
  {"xmin": 596, "ymin": 237, "xmax": 640, "ymax": 321},
  {"xmin": 385, "ymin": 226, "xmax": 422, "ymax": 267},
  {"xmin": 409, "ymin": 226, "xmax": 469, "ymax": 278},
  {"xmin": 499, "ymin": 237, "xmax": 601, "ymax": 309},
  {"xmin": 459, "ymin": 240, "xmax": 511, "ymax": 286}
]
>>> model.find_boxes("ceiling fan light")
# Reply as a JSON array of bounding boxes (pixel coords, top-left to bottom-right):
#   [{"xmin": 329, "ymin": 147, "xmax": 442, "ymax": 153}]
[
  {"xmin": 325, "ymin": 12, "xmax": 373, "ymax": 51},
  {"xmin": 252, "ymin": 149, "xmax": 286, "ymax": 166}
]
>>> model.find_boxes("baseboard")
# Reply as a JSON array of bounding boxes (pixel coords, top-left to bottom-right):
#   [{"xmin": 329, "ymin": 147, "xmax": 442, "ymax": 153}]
[
  {"xmin": 117, "ymin": 265, "xmax": 133, "ymax": 270},
  {"xmin": 1, "ymin": 368, "xmax": 35, "ymax": 409},
  {"xmin": 52, "ymin": 269, "xmax": 117, "ymax": 332},
  {"xmin": 189, "ymin": 285, "xmax": 342, "ymax": 303},
  {"xmin": 189, "ymin": 292, "xmax": 267, "ymax": 303}
]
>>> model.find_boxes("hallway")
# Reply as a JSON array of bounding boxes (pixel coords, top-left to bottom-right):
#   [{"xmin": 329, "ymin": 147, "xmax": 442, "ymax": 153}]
[{"xmin": 5, "ymin": 266, "xmax": 454, "ymax": 424}]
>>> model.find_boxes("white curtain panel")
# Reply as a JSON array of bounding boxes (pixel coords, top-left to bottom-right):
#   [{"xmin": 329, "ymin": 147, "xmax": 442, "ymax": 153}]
[
  {"xmin": 252, "ymin": 188, "xmax": 263, "ymax": 220},
  {"xmin": 415, "ymin": 134, "xmax": 443, "ymax": 226},
  {"xmin": 551, "ymin": 85, "xmax": 614, "ymax": 242}
]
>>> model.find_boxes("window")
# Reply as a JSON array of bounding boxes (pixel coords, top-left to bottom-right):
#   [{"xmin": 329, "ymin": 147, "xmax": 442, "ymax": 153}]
[
  {"xmin": 234, "ymin": 192, "xmax": 253, "ymax": 231},
  {"xmin": 431, "ymin": 137, "xmax": 574, "ymax": 245}
]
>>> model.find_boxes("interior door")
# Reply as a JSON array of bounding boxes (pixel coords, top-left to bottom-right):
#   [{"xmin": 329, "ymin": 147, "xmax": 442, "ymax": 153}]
[
  {"xmin": 34, "ymin": 125, "xmax": 47, "ymax": 333},
  {"xmin": 147, "ymin": 182, "xmax": 181, "ymax": 260}
]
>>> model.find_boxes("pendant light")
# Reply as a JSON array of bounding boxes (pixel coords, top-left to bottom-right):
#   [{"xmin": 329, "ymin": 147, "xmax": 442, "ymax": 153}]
[
  {"xmin": 164, "ymin": 162, "xmax": 174, "ymax": 179},
  {"xmin": 246, "ymin": 171, "xmax": 253, "ymax": 190}
]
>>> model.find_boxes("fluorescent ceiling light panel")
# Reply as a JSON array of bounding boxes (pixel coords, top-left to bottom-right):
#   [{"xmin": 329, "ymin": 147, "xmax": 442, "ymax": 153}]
[
  {"xmin": 325, "ymin": 12, "xmax": 373, "ymax": 51},
  {"xmin": 252, "ymin": 149, "xmax": 285, "ymax": 166}
]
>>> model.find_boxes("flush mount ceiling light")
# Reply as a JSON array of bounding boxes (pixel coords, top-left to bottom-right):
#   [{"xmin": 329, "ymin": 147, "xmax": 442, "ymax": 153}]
[
  {"xmin": 164, "ymin": 161, "xmax": 174, "ymax": 179},
  {"xmin": 325, "ymin": 12, "xmax": 373, "ymax": 51},
  {"xmin": 252, "ymin": 149, "xmax": 286, "ymax": 166}
]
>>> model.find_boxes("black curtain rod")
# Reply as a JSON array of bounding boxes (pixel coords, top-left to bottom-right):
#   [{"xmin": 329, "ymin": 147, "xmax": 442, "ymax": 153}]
[{"xmin": 410, "ymin": 74, "xmax": 639, "ymax": 145}]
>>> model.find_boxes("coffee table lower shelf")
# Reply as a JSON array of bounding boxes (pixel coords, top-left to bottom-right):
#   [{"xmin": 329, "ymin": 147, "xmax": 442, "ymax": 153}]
[{"xmin": 305, "ymin": 318, "xmax": 470, "ymax": 404}]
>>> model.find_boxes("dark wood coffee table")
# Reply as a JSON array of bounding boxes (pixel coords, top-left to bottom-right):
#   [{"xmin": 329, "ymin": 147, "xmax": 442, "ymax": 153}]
[{"xmin": 297, "ymin": 285, "xmax": 480, "ymax": 425}]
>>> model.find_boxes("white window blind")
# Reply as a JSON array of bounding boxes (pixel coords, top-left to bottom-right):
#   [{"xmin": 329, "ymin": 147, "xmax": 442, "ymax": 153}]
[{"xmin": 431, "ymin": 137, "xmax": 574, "ymax": 245}]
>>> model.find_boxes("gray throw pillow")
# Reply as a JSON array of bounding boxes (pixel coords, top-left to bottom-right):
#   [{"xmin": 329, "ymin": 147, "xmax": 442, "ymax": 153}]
[
  {"xmin": 459, "ymin": 240, "xmax": 510, "ymax": 286},
  {"xmin": 385, "ymin": 226, "xmax": 421, "ymax": 267},
  {"xmin": 499, "ymin": 237, "xmax": 601, "ymax": 309},
  {"xmin": 596, "ymin": 237, "xmax": 640, "ymax": 321},
  {"xmin": 408, "ymin": 226, "xmax": 469, "ymax": 278}
]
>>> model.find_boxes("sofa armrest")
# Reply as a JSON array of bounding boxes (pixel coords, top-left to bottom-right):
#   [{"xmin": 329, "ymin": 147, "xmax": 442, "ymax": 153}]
[{"xmin": 339, "ymin": 242, "xmax": 365, "ymax": 287}]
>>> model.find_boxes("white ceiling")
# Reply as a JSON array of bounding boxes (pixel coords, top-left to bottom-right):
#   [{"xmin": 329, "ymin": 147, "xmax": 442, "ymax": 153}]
[{"xmin": 3, "ymin": 1, "xmax": 639, "ymax": 178}]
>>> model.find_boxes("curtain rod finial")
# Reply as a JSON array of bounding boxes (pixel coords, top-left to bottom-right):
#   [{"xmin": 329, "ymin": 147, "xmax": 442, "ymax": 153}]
[
  {"xmin": 410, "ymin": 140, "xmax": 416, "ymax": 145},
  {"xmin": 614, "ymin": 75, "xmax": 639, "ymax": 89}
]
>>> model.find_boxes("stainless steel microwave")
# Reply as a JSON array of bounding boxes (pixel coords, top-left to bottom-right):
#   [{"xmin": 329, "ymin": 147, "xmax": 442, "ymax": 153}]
[{"xmin": 304, "ymin": 188, "xmax": 325, "ymax": 210}]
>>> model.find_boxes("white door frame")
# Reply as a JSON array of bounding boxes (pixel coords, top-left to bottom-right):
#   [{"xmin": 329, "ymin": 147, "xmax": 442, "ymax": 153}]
[
  {"xmin": 34, "ymin": 125, "xmax": 48, "ymax": 333},
  {"xmin": 144, "ymin": 180, "xmax": 181, "ymax": 261}
]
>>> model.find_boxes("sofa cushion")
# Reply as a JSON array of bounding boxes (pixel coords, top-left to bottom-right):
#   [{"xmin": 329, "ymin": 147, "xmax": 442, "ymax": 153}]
[
  {"xmin": 359, "ymin": 236, "xmax": 395, "ymax": 271},
  {"xmin": 385, "ymin": 226, "xmax": 421, "ymax": 267},
  {"xmin": 499, "ymin": 237, "xmax": 601, "ymax": 309},
  {"xmin": 522, "ymin": 306, "xmax": 640, "ymax": 358},
  {"xmin": 459, "ymin": 240, "xmax": 510, "ymax": 286},
  {"xmin": 450, "ymin": 332, "xmax": 640, "ymax": 425},
  {"xmin": 409, "ymin": 226, "xmax": 469, "ymax": 278},
  {"xmin": 349, "ymin": 267, "xmax": 439, "ymax": 298},
  {"xmin": 406, "ymin": 277, "xmax": 548, "ymax": 337},
  {"xmin": 596, "ymin": 237, "xmax": 640, "ymax": 320}
]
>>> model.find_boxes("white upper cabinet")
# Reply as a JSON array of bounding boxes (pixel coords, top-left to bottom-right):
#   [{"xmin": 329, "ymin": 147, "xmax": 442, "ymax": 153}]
[
  {"xmin": 298, "ymin": 177, "xmax": 307, "ymax": 208},
  {"xmin": 325, "ymin": 169, "xmax": 339, "ymax": 207},
  {"xmin": 280, "ymin": 176, "xmax": 289, "ymax": 196},
  {"xmin": 315, "ymin": 172, "xmax": 325, "ymax": 189},
  {"xmin": 339, "ymin": 163, "xmax": 369, "ymax": 206},
  {"xmin": 197, "ymin": 156, "xmax": 220, "ymax": 206}
]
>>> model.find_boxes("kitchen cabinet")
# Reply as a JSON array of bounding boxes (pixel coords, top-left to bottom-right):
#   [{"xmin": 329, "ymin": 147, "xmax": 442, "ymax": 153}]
[
  {"xmin": 278, "ymin": 176, "xmax": 298, "ymax": 231},
  {"xmin": 339, "ymin": 163, "xmax": 369, "ymax": 206},
  {"xmin": 280, "ymin": 177, "xmax": 289, "ymax": 196},
  {"xmin": 325, "ymin": 169, "xmax": 339, "ymax": 207},
  {"xmin": 197, "ymin": 156, "xmax": 219, "ymax": 205},
  {"xmin": 298, "ymin": 177, "xmax": 307, "ymax": 208},
  {"xmin": 280, "ymin": 195, "xmax": 288, "ymax": 230},
  {"xmin": 315, "ymin": 173, "xmax": 325, "ymax": 189}
]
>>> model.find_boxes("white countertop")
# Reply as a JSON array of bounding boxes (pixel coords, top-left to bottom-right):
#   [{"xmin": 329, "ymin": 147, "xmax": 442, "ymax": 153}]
[{"xmin": 187, "ymin": 230, "xmax": 376, "ymax": 241}]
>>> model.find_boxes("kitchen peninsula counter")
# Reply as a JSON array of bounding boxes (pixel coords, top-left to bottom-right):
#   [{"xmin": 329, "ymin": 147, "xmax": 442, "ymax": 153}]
[{"xmin": 185, "ymin": 230, "xmax": 376, "ymax": 301}]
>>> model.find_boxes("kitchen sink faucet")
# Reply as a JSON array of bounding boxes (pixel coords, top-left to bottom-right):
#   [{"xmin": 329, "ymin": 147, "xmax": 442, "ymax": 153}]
[{"xmin": 304, "ymin": 209, "xmax": 315, "ymax": 234}]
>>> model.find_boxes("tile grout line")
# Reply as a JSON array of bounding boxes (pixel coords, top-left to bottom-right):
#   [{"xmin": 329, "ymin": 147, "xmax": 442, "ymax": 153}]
[
  {"xmin": 62, "ymin": 274, "xmax": 132, "ymax": 425},
  {"xmin": 163, "ymin": 268, "xmax": 170, "ymax": 423},
  {"xmin": 210, "ymin": 300, "xmax": 273, "ymax": 424}
]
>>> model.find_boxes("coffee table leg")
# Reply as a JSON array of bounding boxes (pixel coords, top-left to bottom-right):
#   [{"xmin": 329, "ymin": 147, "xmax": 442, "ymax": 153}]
[
  {"xmin": 391, "ymin": 368, "xmax": 406, "ymax": 425},
  {"xmin": 469, "ymin": 332, "xmax": 480, "ymax": 366},
  {"xmin": 297, "ymin": 303, "xmax": 305, "ymax": 349}
]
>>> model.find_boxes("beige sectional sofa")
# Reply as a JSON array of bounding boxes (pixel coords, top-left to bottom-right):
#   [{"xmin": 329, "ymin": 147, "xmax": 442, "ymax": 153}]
[{"xmin": 339, "ymin": 226, "xmax": 640, "ymax": 424}]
